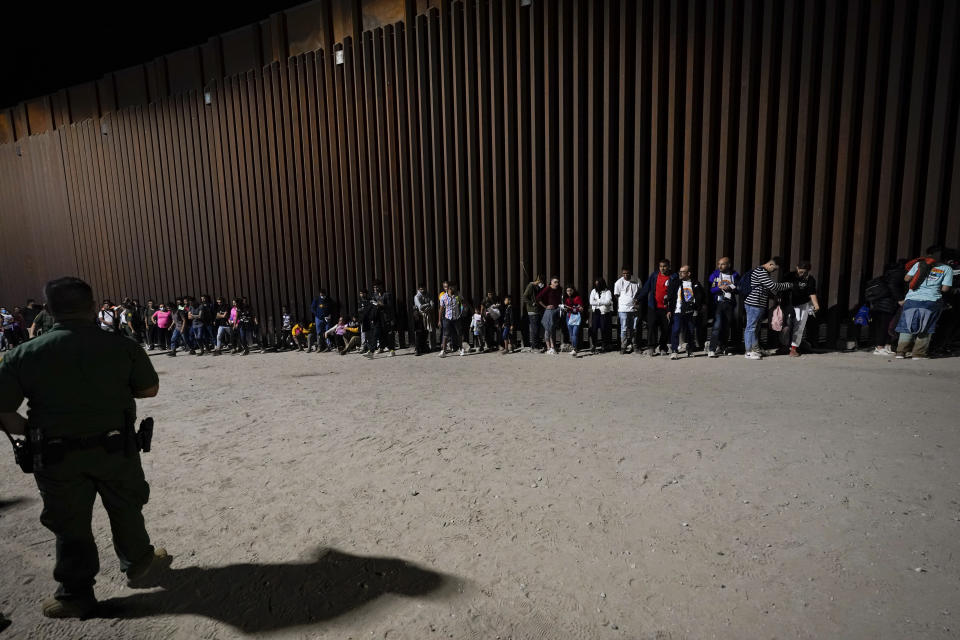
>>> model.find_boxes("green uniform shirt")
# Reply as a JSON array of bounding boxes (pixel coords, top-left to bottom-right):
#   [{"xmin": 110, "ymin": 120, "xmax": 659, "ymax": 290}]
[
  {"xmin": 31, "ymin": 309, "xmax": 57, "ymax": 335},
  {"xmin": 0, "ymin": 319, "xmax": 159, "ymax": 438}
]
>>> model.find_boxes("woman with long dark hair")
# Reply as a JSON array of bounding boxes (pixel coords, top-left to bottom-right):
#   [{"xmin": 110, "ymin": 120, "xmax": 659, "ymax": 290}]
[
  {"xmin": 537, "ymin": 277, "xmax": 563, "ymax": 355},
  {"xmin": 589, "ymin": 278, "xmax": 613, "ymax": 353}
]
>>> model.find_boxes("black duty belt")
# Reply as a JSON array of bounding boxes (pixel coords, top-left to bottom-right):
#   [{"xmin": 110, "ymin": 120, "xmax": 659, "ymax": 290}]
[{"xmin": 47, "ymin": 430, "xmax": 124, "ymax": 453}]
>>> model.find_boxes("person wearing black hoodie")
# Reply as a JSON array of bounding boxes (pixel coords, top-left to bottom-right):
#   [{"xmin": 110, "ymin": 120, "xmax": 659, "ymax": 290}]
[
  {"xmin": 372, "ymin": 281, "xmax": 397, "ymax": 357},
  {"xmin": 665, "ymin": 265, "xmax": 706, "ymax": 359},
  {"xmin": 865, "ymin": 259, "xmax": 907, "ymax": 355},
  {"xmin": 356, "ymin": 290, "xmax": 376, "ymax": 356}
]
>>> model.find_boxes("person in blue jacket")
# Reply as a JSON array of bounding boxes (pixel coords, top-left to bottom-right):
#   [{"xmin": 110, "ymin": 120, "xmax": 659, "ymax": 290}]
[
  {"xmin": 310, "ymin": 289, "xmax": 333, "ymax": 352},
  {"xmin": 705, "ymin": 257, "xmax": 740, "ymax": 357}
]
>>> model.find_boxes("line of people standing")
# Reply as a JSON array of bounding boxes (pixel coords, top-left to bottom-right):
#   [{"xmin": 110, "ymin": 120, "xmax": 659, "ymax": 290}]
[
  {"xmin": 518, "ymin": 256, "xmax": 813, "ymax": 360},
  {"xmin": 94, "ymin": 296, "xmax": 262, "ymax": 356},
  {"xmin": 17, "ymin": 248, "xmax": 952, "ymax": 362}
]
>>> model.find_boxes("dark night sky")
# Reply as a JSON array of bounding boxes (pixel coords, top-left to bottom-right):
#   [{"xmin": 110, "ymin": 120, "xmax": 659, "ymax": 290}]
[{"xmin": 2, "ymin": 1, "xmax": 308, "ymax": 108}]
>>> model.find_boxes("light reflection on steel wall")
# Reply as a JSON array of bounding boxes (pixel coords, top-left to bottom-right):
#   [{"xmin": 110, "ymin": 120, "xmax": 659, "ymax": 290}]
[{"xmin": 0, "ymin": 0, "xmax": 958, "ymax": 335}]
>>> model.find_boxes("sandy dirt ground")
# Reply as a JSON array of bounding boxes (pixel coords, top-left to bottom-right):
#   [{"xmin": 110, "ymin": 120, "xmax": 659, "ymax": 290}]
[{"xmin": 1, "ymin": 346, "xmax": 958, "ymax": 640}]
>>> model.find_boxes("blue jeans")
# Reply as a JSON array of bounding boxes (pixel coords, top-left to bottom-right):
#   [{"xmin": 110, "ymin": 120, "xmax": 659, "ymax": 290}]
[
  {"xmin": 671, "ymin": 313, "xmax": 698, "ymax": 353},
  {"xmin": 191, "ymin": 326, "xmax": 207, "ymax": 350},
  {"xmin": 216, "ymin": 325, "xmax": 232, "ymax": 348},
  {"xmin": 568, "ymin": 323, "xmax": 581, "ymax": 350},
  {"xmin": 617, "ymin": 311, "xmax": 636, "ymax": 345},
  {"xmin": 170, "ymin": 327, "xmax": 193, "ymax": 352},
  {"xmin": 315, "ymin": 316, "xmax": 329, "ymax": 346},
  {"xmin": 744, "ymin": 305, "xmax": 766, "ymax": 352}
]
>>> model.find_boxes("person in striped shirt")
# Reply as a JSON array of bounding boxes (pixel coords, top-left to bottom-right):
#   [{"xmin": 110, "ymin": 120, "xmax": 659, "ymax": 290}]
[{"xmin": 742, "ymin": 257, "xmax": 793, "ymax": 360}]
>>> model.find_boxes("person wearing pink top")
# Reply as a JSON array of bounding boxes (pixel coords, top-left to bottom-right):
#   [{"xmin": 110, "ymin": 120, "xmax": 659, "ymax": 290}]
[
  {"xmin": 151, "ymin": 303, "xmax": 174, "ymax": 350},
  {"xmin": 228, "ymin": 301, "xmax": 240, "ymax": 353}
]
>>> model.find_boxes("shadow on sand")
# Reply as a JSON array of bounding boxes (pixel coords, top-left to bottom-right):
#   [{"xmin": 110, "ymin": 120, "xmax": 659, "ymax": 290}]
[
  {"xmin": 0, "ymin": 496, "xmax": 33, "ymax": 513},
  {"xmin": 95, "ymin": 547, "xmax": 458, "ymax": 633}
]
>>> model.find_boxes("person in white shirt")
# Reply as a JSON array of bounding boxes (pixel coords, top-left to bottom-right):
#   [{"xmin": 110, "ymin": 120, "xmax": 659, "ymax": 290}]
[
  {"xmin": 98, "ymin": 301, "xmax": 116, "ymax": 332},
  {"xmin": 589, "ymin": 278, "xmax": 613, "ymax": 353},
  {"xmin": 613, "ymin": 268, "xmax": 640, "ymax": 354}
]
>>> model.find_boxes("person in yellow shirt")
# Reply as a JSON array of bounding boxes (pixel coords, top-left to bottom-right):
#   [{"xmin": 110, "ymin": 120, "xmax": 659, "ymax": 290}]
[
  {"xmin": 339, "ymin": 315, "xmax": 362, "ymax": 354},
  {"xmin": 291, "ymin": 319, "xmax": 314, "ymax": 352}
]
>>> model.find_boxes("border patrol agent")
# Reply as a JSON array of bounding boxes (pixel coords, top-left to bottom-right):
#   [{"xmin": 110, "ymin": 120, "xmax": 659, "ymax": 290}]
[{"xmin": 0, "ymin": 277, "xmax": 169, "ymax": 619}]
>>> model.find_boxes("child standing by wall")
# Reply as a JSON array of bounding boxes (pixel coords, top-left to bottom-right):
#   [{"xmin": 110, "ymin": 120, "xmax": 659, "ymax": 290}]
[{"xmin": 470, "ymin": 306, "xmax": 484, "ymax": 352}]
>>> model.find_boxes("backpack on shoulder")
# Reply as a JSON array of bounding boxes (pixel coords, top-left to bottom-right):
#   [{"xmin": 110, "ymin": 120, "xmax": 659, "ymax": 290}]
[
  {"xmin": 864, "ymin": 276, "xmax": 891, "ymax": 303},
  {"xmin": 737, "ymin": 271, "xmax": 753, "ymax": 299},
  {"xmin": 907, "ymin": 257, "xmax": 936, "ymax": 290}
]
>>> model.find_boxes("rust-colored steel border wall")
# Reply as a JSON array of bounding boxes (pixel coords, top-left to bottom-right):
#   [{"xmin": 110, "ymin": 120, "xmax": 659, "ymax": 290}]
[{"xmin": 1, "ymin": 0, "xmax": 959, "ymax": 337}]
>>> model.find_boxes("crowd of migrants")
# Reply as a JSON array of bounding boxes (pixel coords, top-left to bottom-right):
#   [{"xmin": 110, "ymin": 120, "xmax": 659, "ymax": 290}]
[{"xmin": 2, "ymin": 247, "xmax": 955, "ymax": 361}]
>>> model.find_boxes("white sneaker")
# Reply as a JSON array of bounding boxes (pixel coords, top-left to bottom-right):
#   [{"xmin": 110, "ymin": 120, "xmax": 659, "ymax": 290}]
[
  {"xmin": 547, "ymin": 348, "xmax": 557, "ymax": 355},
  {"xmin": 459, "ymin": 348, "xmax": 466, "ymax": 356},
  {"xmin": 570, "ymin": 349, "xmax": 577, "ymax": 356},
  {"xmin": 745, "ymin": 351, "xmax": 762, "ymax": 360},
  {"xmin": 670, "ymin": 352, "xmax": 680, "ymax": 360},
  {"xmin": 708, "ymin": 350, "xmax": 717, "ymax": 358},
  {"xmin": 895, "ymin": 353, "xmax": 905, "ymax": 359},
  {"xmin": 439, "ymin": 350, "xmax": 446, "ymax": 358}
]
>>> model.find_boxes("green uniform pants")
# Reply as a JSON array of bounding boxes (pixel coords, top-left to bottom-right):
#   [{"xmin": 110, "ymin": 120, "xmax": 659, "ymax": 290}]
[{"xmin": 33, "ymin": 448, "xmax": 153, "ymax": 600}]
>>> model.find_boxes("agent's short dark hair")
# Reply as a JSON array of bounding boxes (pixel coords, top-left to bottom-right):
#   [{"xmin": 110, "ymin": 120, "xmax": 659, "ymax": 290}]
[
  {"xmin": 798, "ymin": 260, "xmax": 812, "ymax": 270},
  {"xmin": 769, "ymin": 256, "xmax": 783, "ymax": 267},
  {"xmin": 44, "ymin": 277, "xmax": 94, "ymax": 316}
]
